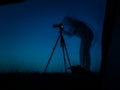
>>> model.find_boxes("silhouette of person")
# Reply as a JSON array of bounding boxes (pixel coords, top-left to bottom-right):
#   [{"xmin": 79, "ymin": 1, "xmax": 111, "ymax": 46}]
[{"xmin": 62, "ymin": 16, "xmax": 94, "ymax": 71}]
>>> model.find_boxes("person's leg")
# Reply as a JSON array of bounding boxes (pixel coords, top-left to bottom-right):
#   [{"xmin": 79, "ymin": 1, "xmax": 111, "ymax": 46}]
[
  {"xmin": 84, "ymin": 36, "xmax": 93, "ymax": 71},
  {"xmin": 84, "ymin": 46, "xmax": 90, "ymax": 70},
  {"xmin": 80, "ymin": 39, "xmax": 86, "ymax": 68},
  {"xmin": 80, "ymin": 38, "xmax": 92, "ymax": 71}
]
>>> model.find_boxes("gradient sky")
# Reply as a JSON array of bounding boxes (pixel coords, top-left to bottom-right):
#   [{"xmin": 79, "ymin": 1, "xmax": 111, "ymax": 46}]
[{"xmin": 0, "ymin": 0, "xmax": 106, "ymax": 73}]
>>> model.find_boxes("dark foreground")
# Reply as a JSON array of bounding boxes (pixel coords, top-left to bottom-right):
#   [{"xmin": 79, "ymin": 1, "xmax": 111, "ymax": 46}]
[{"xmin": 0, "ymin": 72, "xmax": 101, "ymax": 90}]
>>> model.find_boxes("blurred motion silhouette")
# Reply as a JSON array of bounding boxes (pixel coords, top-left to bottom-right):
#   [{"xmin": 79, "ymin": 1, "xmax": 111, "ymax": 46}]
[{"xmin": 62, "ymin": 16, "xmax": 94, "ymax": 71}]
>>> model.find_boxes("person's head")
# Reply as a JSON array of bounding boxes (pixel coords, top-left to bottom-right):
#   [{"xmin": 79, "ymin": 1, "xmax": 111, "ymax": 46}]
[{"xmin": 62, "ymin": 16, "xmax": 77, "ymax": 35}]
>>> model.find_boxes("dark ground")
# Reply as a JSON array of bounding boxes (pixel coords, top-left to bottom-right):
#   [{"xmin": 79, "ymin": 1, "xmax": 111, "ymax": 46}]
[{"xmin": 0, "ymin": 72, "xmax": 101, "ymax": 90}]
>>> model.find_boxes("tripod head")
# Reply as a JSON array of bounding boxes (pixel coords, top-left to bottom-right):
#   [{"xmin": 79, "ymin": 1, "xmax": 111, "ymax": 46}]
[{"xmin": 53, "ymin": 24, "xmax": 64, "ymax": 31}]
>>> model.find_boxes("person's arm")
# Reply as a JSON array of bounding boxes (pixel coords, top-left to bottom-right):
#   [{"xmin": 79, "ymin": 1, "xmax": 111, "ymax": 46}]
[{"xmin": 63, "ymin": 30, "xmax": 74, "ymax": 37}]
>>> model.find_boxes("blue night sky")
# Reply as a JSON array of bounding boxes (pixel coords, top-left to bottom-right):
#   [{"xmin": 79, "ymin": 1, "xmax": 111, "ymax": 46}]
[{"xmin": 0, "ymin": 0, "xmax": 106, "ymax": 73}]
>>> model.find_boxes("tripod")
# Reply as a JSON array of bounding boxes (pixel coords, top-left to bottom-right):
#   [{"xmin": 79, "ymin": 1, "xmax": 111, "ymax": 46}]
[{"xmin": 44, "ymin": 24, "xmax": 72, "ymax": 73}]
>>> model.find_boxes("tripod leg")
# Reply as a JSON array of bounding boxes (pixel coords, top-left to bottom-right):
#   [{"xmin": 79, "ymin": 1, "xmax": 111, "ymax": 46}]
[
  {"xmin": 61, "ymin": 45, "xmax": 67, "ymax": 73},
  {"xmin": 44, "ymin": 36, "xmax": 60, "ymax": 73},
  {"xmin": 63, "ymin": 42, "xmax": 72, "ymax": 69}
]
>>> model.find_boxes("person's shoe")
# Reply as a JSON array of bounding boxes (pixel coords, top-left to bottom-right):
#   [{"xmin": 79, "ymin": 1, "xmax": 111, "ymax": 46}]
[{"xmin": 68, "ymin": 65, "xmax": 90, "ymax": 75}]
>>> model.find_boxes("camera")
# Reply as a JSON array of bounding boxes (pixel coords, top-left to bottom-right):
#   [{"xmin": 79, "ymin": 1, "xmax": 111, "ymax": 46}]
[{"xmin": 53, "ymin": 24, "xmax": 64, "ymax": 29}]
